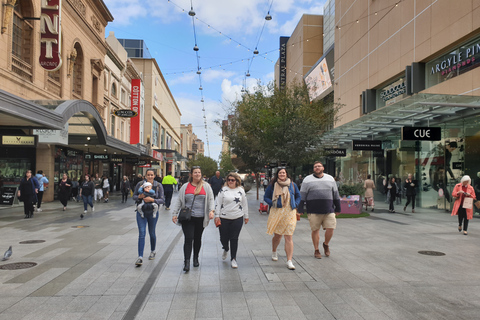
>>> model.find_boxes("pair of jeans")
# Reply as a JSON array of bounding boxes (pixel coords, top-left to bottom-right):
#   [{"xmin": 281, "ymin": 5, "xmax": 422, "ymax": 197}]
[
  {"xmin": 219, "ymin": 217, "xmax": 244, "ymax": 260},
  {"xmin": 82, "ymin": 195, "xmax": 93, "ymax": 211},
  {"xmin": 457, "ymin": 207, "xmax": 469, "ymax": 231},
  {"xmin": 136, "ymin": 211, "xmax": 158, "ymax": 257},
  {"xmin": 181, "ymin": 217, "xmax": 205, "ymax": 261}
]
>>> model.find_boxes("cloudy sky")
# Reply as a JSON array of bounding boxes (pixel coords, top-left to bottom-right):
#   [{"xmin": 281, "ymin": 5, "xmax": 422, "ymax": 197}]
[{"xmin": 104, "ymin": 0, "xmax": 325, "ymax": 161}]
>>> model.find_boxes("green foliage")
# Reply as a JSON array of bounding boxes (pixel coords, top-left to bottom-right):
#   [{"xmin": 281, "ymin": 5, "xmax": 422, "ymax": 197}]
[
  {"xmin": 219, "ymin": 151, "xmax": 236, "ymax": 176},
  {"xmin": 222, "ymin": 81, "xmax": 340, "ymax": 171},
  {"xmin": 338, "ymin": 183, "xmax": 365, "ymax": 197},
  {"xmin": 186, "ymin": 154, "xmax": 218, "ymax": 178}
]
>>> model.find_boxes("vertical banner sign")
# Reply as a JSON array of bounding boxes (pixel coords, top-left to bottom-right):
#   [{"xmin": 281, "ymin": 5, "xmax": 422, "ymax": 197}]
[
  {"xmin": 130, "ymin": 79, "xmax": 141, "ymax": 144},
  {"xmin": 39, "ymin": 0, "xmax": 62, "ymax": 71},
  {"xmin": 279, "ymin": 37, "xmax": 289, "ymax": 90}
]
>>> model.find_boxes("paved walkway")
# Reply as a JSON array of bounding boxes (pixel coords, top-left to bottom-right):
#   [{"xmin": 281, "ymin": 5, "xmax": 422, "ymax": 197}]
[{"xmin": 0, "ymin": 189, "xmax": 479, "ymax": 320}]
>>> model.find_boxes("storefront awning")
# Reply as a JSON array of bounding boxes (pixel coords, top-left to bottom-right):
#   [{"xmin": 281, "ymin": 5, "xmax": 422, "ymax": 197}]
[{"xmin": 322, "ymin": 93, "xmax": 480, "ymax": 147}]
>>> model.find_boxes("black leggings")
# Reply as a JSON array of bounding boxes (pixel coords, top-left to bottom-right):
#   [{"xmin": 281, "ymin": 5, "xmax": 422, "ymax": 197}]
[
  {"xmin": 219, "ymin": 217, "xmax": 244, "ymax": 260},
  {"xmin": 405, "ymin": 195, "xmax": 415, "ymax": 209},
  {"xmin": 181, "ymin": 217, "xmax": 205, "ymax": 261},
  {"xmin": 389, "ymin": 198, "xmax": 395, "ymax": 211},
  {"xmin": 122, "ymin": 191, "xmax": 129, "ymax": 202},
  {"xmin": 458, "ymin": 207, "xmax": 469, "ymax": 231},
  {"xmin": 37, "ymin": 191, "xmax": 44, "ymax": 208}
]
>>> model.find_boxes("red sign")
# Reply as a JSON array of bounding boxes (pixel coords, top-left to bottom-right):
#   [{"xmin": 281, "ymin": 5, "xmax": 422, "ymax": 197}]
[
  {"xmin": 39, "ymin": 0, "xmax": 62, "ymax": 71},
  {"xmin": 130, "ymin": 79, "xmax": 141, "ymax": 144},
  {"xmin": 152, "ymin": 150, "xmax": 163, "ymax": 161},
  {"xmin": 138, "ymin": 163, "xmax": 151, "ymax": 168}
]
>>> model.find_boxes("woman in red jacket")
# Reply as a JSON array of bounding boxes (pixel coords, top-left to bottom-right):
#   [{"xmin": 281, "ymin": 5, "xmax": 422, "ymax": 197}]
[{"xmin": 451, "ymin": 175, "xmax": 476, "ymax": 235}]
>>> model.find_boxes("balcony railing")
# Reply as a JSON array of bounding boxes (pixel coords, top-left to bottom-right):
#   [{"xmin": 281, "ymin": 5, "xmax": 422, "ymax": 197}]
[{"xmin": 11, "ymin": 55, "xmax": 33, "ymax": 82}]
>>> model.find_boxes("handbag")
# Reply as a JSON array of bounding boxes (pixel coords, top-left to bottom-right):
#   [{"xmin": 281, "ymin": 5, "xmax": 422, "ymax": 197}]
[
  {"xmin": 474, "ymin": 200, "xmax": 480, "ymax": 210},
  {"xmin": 178, "ymin": 194, "xmax": 196, "ymax": 222},
  {"xmin": 463, "ymin": 197, "xmax": 473, "ymax": 209}
]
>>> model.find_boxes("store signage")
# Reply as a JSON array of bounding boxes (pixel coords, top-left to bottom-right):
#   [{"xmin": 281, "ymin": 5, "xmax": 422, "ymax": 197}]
[
  {"xmin": 84, "ymin": 154, "xmax": 92, "ymax": 160},
  {"xmin": 430, "ymin": 43, "xmax": 479, "ymax": 76},
  {"xmin": 402, "ymin": 127, "xmax": 441, "ymax": 141},
  {"xmin": 111, "ymin": 157, "xmax": 123, "ymax": 163},
  {"xmin": 305, "ymin": 57, "xmax": 333, "ymax": 102},
  {"xmin": 39, "ymin": 0, "xmax": 62, "ymax": 71},
  {"xmin": 380, "ymin": 79, "xmax": 406, "ymax": 104},
  {"xmin": 114, "ymin": 109, "xmax": 137, "ymax": 118},
  {"xmin": 373, "ymin": 150, "xmax": 384, "ymax": 158},
  {"xmin": 130, "ymin": 79, "xmax": 141, "ymax": 144},
  {"xmin": 352, "ymin": 140, "xmax": 382, "ymax": 151},
  {"xmin": 0, "ymin": 187, "xmax": 17, "ymax": 205},
  {"xmin": 152, "ymin": 150, "xmax": 163, "ymax": 161},
  {"xmin": 453, "ymin": 162, "xmax": 463, "ymax": 170},
  {"xmin": 93, "ymin": 154, "xmax": 109, "ymax": 160},
  {"xmin": 33, "ymin": 123, "xmax": 68, "ymax": 145},
  {"xmin": 2, "ymin": 136, "xmax": 35, "ymax": 146},
  {"xmin": 324, "ymin": 148, "xmax": 346, "ymax": 157},
  {"xmin": 279, "ymin": 37, "xmax": 289, "ymax": 90},
  {"xmin": 138, "ymin": 163, "xmax": 151, "ymax": 168}
]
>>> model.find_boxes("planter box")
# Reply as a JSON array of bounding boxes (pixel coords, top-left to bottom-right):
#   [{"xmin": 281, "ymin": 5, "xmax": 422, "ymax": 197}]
[{"xmin": 340, "ymin": 195, "xmax": 362, "ymax": 214}]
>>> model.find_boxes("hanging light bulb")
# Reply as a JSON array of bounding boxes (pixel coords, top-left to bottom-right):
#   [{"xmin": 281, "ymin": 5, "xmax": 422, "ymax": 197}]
[
  {"xmin": 201, "ymin": 98, "xmax": 204, "ymax": 102},
  {"xmin": 265, "ymin": 12, "xmax": 272, "ymax": 21},
  {"xmin": 199, "ymin": 85, "xmax": 203, "ymax": 90},
  {"xmin": 246, "ymin": 72, "xmax": 250, "ymax": 77},
  {"xmin": 197, "ymin": 69, "xmax": 201, "ymax": 74},
  {"xmin": 241, "ymin": 88, "xmax": 245, "ymax": 93},
  {"xmin": 254, "ymin": 49, "xmax": 259, "ymax": 55},
  {"xmin": 188, "ymin": 7, "xmax": 196, "ymax": 16},
  {"xmin": 193, "ymin": 45, "xmax": 199, "ymax": 51}
]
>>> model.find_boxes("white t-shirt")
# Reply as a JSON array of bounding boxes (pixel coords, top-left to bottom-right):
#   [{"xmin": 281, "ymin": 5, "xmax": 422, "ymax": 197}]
[
  {"xmin": 214, "ymin": 186, "xmax": 248, "ymax": 220},
  {"xmin": 103, "ymin": 179, "xmax": 110, "ymax": 188}
]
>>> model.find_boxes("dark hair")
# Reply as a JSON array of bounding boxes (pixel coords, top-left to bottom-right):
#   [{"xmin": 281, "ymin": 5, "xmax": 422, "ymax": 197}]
[
  {"xmin": 367, "ymin": 174, "xmax": 371, "ymax": 179},
  {"xmin": 270, "ymin": 168, "xmax": 291, "ymax": 186},
  {"xmin": 145, "ymin": 169, "xmax": 156, "ymax": 175},
  {"xmin": 167, "ymin": 171, "xmax": 172, "ymax": 175},
  {"xmin": 448, "ymin": 141, "xmax": 458, "ymax": 148},
  {"xmin": 37, "ymin": 170, "xmax": 43, "ymax": 174}
]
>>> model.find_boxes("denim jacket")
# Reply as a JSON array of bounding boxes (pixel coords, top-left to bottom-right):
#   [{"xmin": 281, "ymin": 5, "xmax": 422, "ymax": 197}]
[{"xmin": 264, "ymin": 182, "xmax": 301, "ymax": 209}]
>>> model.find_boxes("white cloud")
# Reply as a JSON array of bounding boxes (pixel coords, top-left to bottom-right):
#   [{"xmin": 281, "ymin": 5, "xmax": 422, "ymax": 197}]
[
  {"xmin": 202, "ymin": 69, "xmax": 236, "ymax": 82},
  {"xmin": 104, "ymin": 0, "xmax": 148, "ymax": 25},
  {"xmin": 168, "ymin": 73, "xmax": 197, "ymax": 86}
]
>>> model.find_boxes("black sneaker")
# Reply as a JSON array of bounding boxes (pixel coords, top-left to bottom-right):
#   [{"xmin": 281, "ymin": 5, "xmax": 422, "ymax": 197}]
[{"xmin": 135, "ymin": 258, "xmax": 143, "ymax": 266}]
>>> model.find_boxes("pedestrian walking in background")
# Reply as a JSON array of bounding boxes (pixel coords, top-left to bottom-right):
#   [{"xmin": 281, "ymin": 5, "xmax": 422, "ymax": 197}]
[
  {"xmin": 298, "ymin": 162, "xmax": 340, "ymax": 259},
  {"xmin": 17, "ymin": 170, "xmax": 39, "ymax": 219},
  {"xmin": 363, "ymin": 174, "xmax": 375, "ymax": 212},
  {"xmin": 71, "ymin": 178, "xmax": 79, "ymax": 202},
  {"xmin": 79, "ymin": 174, "xmax": 95, "ymax": 219},
  {"xmin": 404, "ymin": 173, "xmax": 417, "ymax": 213},
  {"xmin": 120, "ymin": 175, "xmax": 130, "ymax": 203},
  {"xmin": 133, "ymin": 169, "xmax": 165, "ymax": 267},
  {"xmin": 162, "ymin": 171, "xmax": 177, "ymax": 210},
  {"xmin": 172, "ymin": 166, "xmax": 215, "ymax": 272},
  {"xmin": 58, "ymin": 173, "xmax": 72, "ymax": 211},
  {"xmin": 262, "ymin": 177, "xmax": 269, "ymax": 191},
  {"xmin": 385, "ymin": 177, "xmax": 397, "ymax": 213},
  {"xmin": 102, "ymin": 175, "xmax": 110, "ymax": 202},
  {"xmin": 93, "ymin": 173, "xmax": 103, "ymax": 202},
  {"xmin": 264, "ymin": 167, "xmax": 301, "ymax": 270},
  {"xmin": 395, "ymin": 175, "xmax": 402, "ymax": 205},
  {"xmin": 295, "ymin": 174, "xmax": 303, "ymax": 190},
  {"xmin": 214, "ymin": 172, "xmax": 248, "ymax": 268},
  {"xmin": 451, "ymin": 175, "xmax": 476, "ymax": 235},
  {"xmin": 209, "ymin": 170, "xmax": 224, "ymax": 198},
  {"xmin": 35, "ymin": 170, "xmax": 48, "ymax": 212}
]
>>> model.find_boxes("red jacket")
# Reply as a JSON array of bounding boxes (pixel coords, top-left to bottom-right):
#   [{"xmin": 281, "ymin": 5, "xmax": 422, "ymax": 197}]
[{"xmin": 451, "ymin": 183, "xmax": 476, "ymax": 220}]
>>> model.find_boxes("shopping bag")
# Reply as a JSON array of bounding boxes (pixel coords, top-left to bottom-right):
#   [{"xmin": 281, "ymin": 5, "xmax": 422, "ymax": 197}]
[{"xmin": 463, "ymin": 197, "xmax": 473, "ymax": 209}]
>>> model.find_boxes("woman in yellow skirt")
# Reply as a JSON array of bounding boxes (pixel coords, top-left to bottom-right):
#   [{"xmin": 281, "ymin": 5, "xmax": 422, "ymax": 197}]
[{"xmin": 264, "ymin": 167, "xmax": 301, "ymax": 270}]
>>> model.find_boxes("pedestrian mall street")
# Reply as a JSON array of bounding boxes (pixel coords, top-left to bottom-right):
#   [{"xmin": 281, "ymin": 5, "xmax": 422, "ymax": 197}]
[{"xmin": 0, "ymin": 189, "xmax": 479, "ymax": 320}]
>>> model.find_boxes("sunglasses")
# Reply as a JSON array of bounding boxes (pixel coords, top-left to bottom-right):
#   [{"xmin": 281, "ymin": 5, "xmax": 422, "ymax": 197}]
[
  {"xmin": 192, "ymin": 166, "xmax": 201, "ymax": 169},
  {"xmin": 277, "ymin": 166, "xmax": 286, "ymax": 169},
  {"xmin": 227, "ymin": 178, "xmax": 236, "ymax": 182}
]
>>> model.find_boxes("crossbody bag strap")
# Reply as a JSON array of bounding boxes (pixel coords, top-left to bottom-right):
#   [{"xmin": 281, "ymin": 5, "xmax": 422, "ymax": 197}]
[{"xmin": 190, "ymin": 194, "xmax": 197, "ymax": 210}]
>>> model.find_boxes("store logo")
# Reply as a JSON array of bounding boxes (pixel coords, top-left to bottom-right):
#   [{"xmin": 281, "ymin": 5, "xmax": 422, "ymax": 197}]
[
  {"xmin": 430, "ymin": 43, "xmax": 480, "ymax": 76},
  {"xmin": 39, "ymin": 0, "xmax": 62, "ymax": 71},
  {"xmin": 402, "ymin": 127, "xmax": 441, "ymax": 141},
  {"xmin": 2, "ymin": 136, "xmax": 35, "ymax": 146}
]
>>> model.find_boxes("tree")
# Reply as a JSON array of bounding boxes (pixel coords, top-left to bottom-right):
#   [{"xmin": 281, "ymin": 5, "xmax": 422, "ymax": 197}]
[
  {"xmin": 219, "ymin": 151, "xmax": 236, "ymax": 176},
  {"xmin": 223, "ymin": 81, "xmax": 340, "ymax": 171},
  {"xmin": 187, "ymin": 154, "xmax": 218, "ymax": 178}
]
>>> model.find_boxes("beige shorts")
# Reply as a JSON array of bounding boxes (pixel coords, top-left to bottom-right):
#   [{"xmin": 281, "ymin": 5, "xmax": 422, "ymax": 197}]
[{"xmin": 308, "ymin": 213, "xmax": 336, "ymax": 231}]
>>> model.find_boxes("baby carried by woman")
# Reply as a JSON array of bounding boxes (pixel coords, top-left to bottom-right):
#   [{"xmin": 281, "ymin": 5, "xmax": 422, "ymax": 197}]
[{"xmin": 136, "ymin": 182, "xmax": 159, "ymax": 218}]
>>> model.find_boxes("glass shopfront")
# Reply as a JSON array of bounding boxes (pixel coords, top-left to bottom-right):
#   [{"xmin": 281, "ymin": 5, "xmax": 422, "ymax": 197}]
[{"xmin": 54, "ymin": 147, "xmax": 83, "ymax": 198}]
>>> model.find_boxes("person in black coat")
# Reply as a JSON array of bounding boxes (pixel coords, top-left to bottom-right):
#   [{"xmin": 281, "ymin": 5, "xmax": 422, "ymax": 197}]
[
  {"xmin": 385, "ymin": 177, "xmax": 397, "ymax": 213},
  {"xmin": 121, "ymin": 175, "xmax": 131, "ymax": 203},
  {"xmin": 58, "ymin": 173, "xmax": 72, "ymax": 211},
  {"xmin": 403, "ymin": 173, "xmax": 417, "ymax": 213},
  {"xmin": 17, "ymin": 170, "xmax": 39, "ymax": 219}
]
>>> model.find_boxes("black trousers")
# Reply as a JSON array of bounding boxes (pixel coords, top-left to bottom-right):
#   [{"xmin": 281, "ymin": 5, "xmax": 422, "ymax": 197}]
[
  {"xmin": 405, "ymin": 195, "xmax": 415, "ymax": 209},
  {"xmin": 23, "ymin": 197, "xmax": 35, "ymax": 217},
  {"xmin": 458, "ymin": 207, "xmax": 469, "ymax": 231},
  {"xmin": 389, "ymin": 198, "xmax": 395, "ymax": 211},
  {"xmin": 219, "ymin": 217, "xmax": 244, "ymax": 260},
  {"xmin": 181, "ymin": 217, "xmax": 205, "ymax": 261},
  {"xmin": 37, "ymin": 191, "xmax": 44, "ymax": 208},
  {"xmin": 164, "ymin": 190, "xmax": 173, "ymax": 208},
  {"xmin": 122, "ymin": 191, "xmax": 129, "ymax": 202}
]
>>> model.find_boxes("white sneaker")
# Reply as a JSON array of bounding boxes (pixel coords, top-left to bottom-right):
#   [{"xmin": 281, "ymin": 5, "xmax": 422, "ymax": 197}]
[
  {"xmin": 84, "ymin": 210, "xmax": 87, "ymax": 214},
  {"xmin": 231, "ymin": 259, "xmax": 238, "ymax": 268},
  {"xmin": 287, "ymin": 260, "xmax": 295, "ymax": 270},
  {"xmin": 92, "ymin": 207, "xmax": 95, "ymax": 212},
  {"xmin": 37, "ymin": 208, "xmax": 42, "ymax": 212},
  {"xmin": 272, "ymin": 252, "xmax": 278, "ymax": 261},
  {"xmin": 222, "ymin": 250, "xmax": 228, "ymax": 260}
]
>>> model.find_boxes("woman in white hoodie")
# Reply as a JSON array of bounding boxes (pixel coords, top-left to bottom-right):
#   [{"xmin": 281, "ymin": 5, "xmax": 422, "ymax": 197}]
[{"xmin": 214, "ymin": 172, "xmax": 249, "ymax": 268}]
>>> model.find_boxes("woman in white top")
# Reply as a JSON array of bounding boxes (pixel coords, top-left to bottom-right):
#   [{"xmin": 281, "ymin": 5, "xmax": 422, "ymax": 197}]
[{"xmin": 214, "ymin": 172, "xmax": 249, "ymax": 268}]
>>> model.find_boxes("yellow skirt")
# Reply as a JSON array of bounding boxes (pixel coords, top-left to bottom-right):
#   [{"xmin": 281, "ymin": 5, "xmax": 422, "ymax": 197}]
[{"xmin": 266, "ymin": 202, "xmax": 297, "ymax": 236}]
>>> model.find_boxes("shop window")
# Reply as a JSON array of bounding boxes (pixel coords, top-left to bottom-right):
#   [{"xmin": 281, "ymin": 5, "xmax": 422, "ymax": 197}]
[
  {"xmin": 121, "ymin": 88, "xmax": 126, "ymax": 105},
  {"xmin": 72, "ymin": 43, "xmax": 83, "ymax": 98},
  {"xmin": 111, "ymin": 82, "xmax": 117, "ymax": 98},
  {"xmin": 111, "ymin": 113, "xmax": 116, "ymax": 137},
  {"xmin": 11, "ymin": 0, "xmax": 34, "ymax": 82},
  {"xmin": 152, "ymin": 119, "xmax": 159, "ymax": 147}
]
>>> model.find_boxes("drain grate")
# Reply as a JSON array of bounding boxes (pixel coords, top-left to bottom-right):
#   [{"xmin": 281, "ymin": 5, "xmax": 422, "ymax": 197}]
[
  {"xmin": 418, "ymin": 250, "xmax": 445, "ymax": 256},
  {"xmin": 0, "ymin": 262, "xmax": 37, "ymax": 270},
  {"xmin": 19, "ymin": 240, "xmax": 45, "ymax": 244},
  {"xmin": 71, "ymin": 225, "xmax": 89, "ymax": 228}
]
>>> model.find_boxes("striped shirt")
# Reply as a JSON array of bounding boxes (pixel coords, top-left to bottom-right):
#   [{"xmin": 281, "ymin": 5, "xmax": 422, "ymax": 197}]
[{"xmin": 298, "ymin": 173, "xmax": 341, "ymax": 214}]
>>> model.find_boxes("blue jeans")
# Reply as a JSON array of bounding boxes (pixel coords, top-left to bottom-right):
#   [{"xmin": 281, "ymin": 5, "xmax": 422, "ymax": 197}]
[
  {"xmin": 82, "ymin": 195, "xmax": 93, "ymax": 210},
  {"xmin": 136, "ymin": 211, "xmax": 158, "ymax": 257}
]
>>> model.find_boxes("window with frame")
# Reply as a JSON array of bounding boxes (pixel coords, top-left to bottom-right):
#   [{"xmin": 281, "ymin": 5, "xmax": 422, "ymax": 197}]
[
  {"xmin": 121, "ymin": 88, "xmax": 126, "ymax": 105},
  {"xmin": 152, "ymin": 120, "xmax": 159, "ymax": 147},
  {"xmin": 111, "ymin": 82, "xmax": 117, "ymax": 98},
  {"xmin": 72, "ymin": 43, "xmax": 83, "ymax": 98},
  {"xmin": 111, "ymin": 113, "xmax": 116, "ymax": 137},
  {"xmin": 11, "ymin": 1, "xmax": 33, "ymax": 81}
]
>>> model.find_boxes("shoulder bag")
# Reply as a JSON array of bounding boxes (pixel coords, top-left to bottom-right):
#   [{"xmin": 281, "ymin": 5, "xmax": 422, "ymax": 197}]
[{"xmin": 178, "ymin": 194, "xmax": 196, "ymax": 222}]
